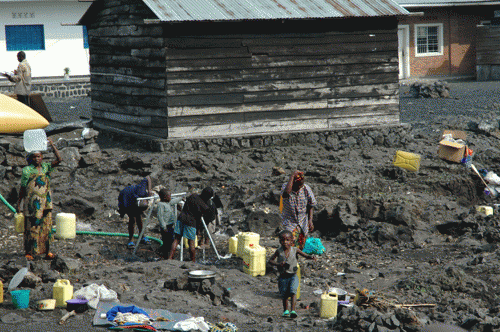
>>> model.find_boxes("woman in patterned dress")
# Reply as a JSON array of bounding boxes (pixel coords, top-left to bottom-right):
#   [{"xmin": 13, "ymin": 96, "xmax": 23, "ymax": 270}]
[
  {"xmin": 280, "ymin": 170, "xmax": 317, "ymax": 250},
  {"xmin": 17, "ymin": 138, "xmax": 62, "ymax": 260}
]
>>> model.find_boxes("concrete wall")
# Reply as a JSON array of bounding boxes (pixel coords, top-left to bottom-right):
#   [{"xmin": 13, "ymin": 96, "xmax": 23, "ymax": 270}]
[
  {"xmin": 398, "ymin": 6, "xmax": 499, "ymax": 78},
  {"xmin": 0, "ymin": 0, "xmax": 91, "ymax": 78},
  {"xmin": 0, "ymin": 76, "xmax": 90, "ymax": 98}
]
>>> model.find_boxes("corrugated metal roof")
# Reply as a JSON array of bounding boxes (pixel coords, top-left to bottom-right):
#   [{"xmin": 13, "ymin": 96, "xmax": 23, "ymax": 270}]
[
  {"xmin": 394, "ymin": 0, "xmax": 500, "ymax": 6},
  {"xmin": 142, "ymin": 0, "xmax": 409, "ymax": 22}
]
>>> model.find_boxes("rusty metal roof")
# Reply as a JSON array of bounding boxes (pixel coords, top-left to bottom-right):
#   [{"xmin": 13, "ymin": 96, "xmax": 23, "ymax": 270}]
[
  {"xmin": 141, "ymin": 0, "xmax": 409, "ymax": 22},
  {"xmin": 395, "ymin": 0, "xmax": 500, "ymax": 6},
  {"xmin": 394, "ymin": 0, "xmax": 500, "ymax": 7}
]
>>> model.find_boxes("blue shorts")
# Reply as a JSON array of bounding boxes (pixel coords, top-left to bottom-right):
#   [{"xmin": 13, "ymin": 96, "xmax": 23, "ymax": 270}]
[
  {"xmin": 174, "ymin": 220, "xmax": 197, "ymax": 241},
  {"xmin": 278, "ymin": 274, "xmax": 299, "ymax": 298}
]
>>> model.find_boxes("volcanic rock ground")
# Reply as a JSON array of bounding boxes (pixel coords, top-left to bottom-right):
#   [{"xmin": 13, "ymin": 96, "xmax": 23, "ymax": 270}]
[{"xmin": 1, "ymin": 79, "xmax": 500, "ymax": 332}]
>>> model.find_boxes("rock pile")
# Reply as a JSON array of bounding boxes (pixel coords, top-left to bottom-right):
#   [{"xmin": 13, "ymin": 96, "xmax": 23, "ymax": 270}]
[
  {"xmin": 409, "ymin": 81, "xmax": 450, "ymax": 98},
  {"xmin": 164, "ymin": 276, "xmax": 230, "ymax": 306}
]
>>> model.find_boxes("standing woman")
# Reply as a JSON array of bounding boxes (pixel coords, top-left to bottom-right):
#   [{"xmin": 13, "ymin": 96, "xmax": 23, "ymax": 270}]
[
  {"xmin": 280, "ymin": 170, "xmax": 317, "ymax": 250},
  {"xmin": 17, "ymin": 138, "xmax": 62, "ymax": 261}
]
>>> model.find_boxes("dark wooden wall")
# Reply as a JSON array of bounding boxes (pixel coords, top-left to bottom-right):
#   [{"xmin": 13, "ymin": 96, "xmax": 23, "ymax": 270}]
[
  {"xmin": 85, "ymin": 0, "xmax": 400, "ymax": 139},
  {"xmin": 85, "ymin": 0, "xmax": 168, "ymax": 138},
  {"xmin": 477, "ymin": 25, "xmax": 500, "ymax": 81},
  {"xmin": 165, "ymin": 18, "xmax": 400, "ymax": 138}
]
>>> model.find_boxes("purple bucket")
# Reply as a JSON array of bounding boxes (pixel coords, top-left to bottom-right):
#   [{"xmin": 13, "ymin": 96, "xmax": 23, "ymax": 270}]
[{"xmin": 66, "ymin": 298, "xmax": 88, "ymax": 313}]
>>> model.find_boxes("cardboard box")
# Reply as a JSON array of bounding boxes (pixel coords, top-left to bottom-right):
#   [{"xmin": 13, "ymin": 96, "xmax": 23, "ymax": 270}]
[{"xmin": 437, "ymin": 130, "xmax": 467, "ymax": 163}]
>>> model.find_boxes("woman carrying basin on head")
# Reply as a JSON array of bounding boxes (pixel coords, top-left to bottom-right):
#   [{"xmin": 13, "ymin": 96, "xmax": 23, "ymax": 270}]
[{"xmin": 17, "ymin": 138, "xmax": 62, "ymax": 261}]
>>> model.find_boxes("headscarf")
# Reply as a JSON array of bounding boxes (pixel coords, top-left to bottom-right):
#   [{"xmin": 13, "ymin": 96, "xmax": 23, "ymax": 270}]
[
  {"xmin": 293, "ymin": 171, "xmax": 304, "ymax": 183},
  {"xmin": 26, "ymin": 151, "xmax": 41, "ymax": 165},
  {"xmin": 200, "ymin": 187, "xmax": 214, "ymax": 202}
]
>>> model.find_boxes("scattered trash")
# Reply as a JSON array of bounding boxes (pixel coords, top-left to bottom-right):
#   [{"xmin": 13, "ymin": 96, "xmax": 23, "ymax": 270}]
[
  {"xmin": 476, "ymin": 206, "xmax": 493, "ymax": 217},
  {"xmin": 59, "ymin": 310, "xmax": 76, "ymax": 325},
  {"xmin": 336, "ymin": 272, "xmax": 346, "ymax": 276},
  {"xmin": 438, "ymin": 130, "xmax": 468, "ymax": 163},
  {"xmin": 313, "ymin": 289, "xmax": 324, "ymax": 295}
]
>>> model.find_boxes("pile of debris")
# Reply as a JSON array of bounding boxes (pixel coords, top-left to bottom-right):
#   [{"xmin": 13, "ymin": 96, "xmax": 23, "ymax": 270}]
[{"xmin": 409, "ymin": 81, "xmax": 450, "ymax": 98}]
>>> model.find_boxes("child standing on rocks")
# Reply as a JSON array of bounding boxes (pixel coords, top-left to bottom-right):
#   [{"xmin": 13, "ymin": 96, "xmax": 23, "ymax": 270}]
[
  {"xmin": 157, "ymin": 189, "xmax": 184, "ymax": 259},
  {"xmin": 269, "ymin": 230, "xmax": 316, "ymax": 318}
]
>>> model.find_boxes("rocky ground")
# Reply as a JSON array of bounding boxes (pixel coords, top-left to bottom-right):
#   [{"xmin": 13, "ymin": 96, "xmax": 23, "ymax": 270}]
[{"xmin": 1, "ymin": 79, "xmax": 500, "ymax": 332}]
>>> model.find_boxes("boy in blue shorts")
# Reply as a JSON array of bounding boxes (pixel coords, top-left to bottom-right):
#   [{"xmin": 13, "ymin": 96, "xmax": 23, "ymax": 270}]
[{"xmin": 269, "ymin": 230, "xmax": 316, "ymax": 318}]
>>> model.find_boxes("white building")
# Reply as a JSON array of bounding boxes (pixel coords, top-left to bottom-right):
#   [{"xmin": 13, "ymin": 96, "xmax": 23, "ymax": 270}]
[{"xmin": 0, "ymin": 0, "xmax": 92, "ymax": 78}]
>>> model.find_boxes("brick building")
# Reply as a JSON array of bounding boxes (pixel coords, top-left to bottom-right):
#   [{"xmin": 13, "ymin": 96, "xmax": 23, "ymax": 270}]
[{"xmin": 395, "ymin": 0, "xmax": 500, "ymax": 79}]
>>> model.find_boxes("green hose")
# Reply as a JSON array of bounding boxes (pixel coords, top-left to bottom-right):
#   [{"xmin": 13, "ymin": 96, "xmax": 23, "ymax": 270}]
[
  {"xmin": 0, "ymin": 192, "xmax": 16, "ymax": 213},
  {"xmin": 51, "ymin": 228, "xmax": 163, "ymax": 245}
]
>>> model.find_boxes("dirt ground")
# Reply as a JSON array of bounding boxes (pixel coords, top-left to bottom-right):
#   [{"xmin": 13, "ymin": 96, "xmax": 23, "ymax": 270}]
[{"xmin": 1, "ymin": 79, "xmax": 500, "ymax": 332}]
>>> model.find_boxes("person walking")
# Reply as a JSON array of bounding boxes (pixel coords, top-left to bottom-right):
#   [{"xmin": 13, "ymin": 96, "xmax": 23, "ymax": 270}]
[
  {"xmin": 280, "ymin": 170, "xmax": 317, "ymax": 250},
  {"xmin": 17, "ymin": 138, "xmax": 62, "ymax": 261},
  {"xmin": 2, "ymin": 51, "xmax": 32, "ymax": 106}
]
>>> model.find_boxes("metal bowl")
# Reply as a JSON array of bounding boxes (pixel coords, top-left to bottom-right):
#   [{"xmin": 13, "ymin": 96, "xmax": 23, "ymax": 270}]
[
  {"xmin": 328, "ymin": 287, "xmax": 348, "ymax": 296},
  {"xmin": 188, "ymin": 270, "xmax": 216, "ymax": 279}
]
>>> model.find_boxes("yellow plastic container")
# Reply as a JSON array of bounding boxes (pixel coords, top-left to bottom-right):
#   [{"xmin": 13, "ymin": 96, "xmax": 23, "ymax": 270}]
[
  {"xmin": 53, "ymin": 279, "xmax": 73, "ymax": 308},
  {"xmin": 55, "ymin": 213, "xmax": 76, "ymax": 239},
  {"xmin": 296, "ymin": 263, "xmax": 301, "ymax": 300},
  {"xmin": 0, "ymin": 280, "xmax": 3, "ymax": 304},
  {"xmin": 320, "ymin": 291, "xmax": 338, "ymax": 319},
  {"xmin": 393, "ymin": 151, "xmax": 421, "ymax": 172},
  {"xmin": 242, "ymin": 244, "xmax": 266, "ymax": 276},
  {"xmin": 237, "ymin": 232, "xmax": 260, "ymax": 258},
  {"xmin": 229, "ymin": 236, "xmax": 238, "ymax": 255},
  {"xmin": 14, "ymin": 213, "xmax": 24, "ymax": 234},
  {"xmin": 476, "ymin": 206, "xmax": 493, "ymax": 217},
  {"xmin": 183, "ymin": 236, "xmax": 198, "ymax": 249}
]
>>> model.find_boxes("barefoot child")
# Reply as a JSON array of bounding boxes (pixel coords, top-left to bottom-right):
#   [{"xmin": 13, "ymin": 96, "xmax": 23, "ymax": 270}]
[{"xmin": 269, "ymin": 230, "xmax": 317, "ymax": 318}]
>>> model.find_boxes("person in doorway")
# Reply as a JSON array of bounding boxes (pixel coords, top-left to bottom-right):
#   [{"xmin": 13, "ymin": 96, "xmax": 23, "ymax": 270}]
[
  {"xmin": 280, "ymin": 170, "xmax": 317, "ymax": 250},
  {"xmin": 118, "ymin": 175, "xmax": 153, "ymax": 249},
  {"xmin": 157, "ymin": 189, "xmax": 184, "ymax": 259},
  {"xmin": 268, "ymin": 230, "xmax": 316, "ymax": 318},
  {"xmin": 17, "ymin": 138, "xmax": 62, "ymax": 261},
  {"xmin": 168, "ymin": 187, "xmax": 214, "ymax": 262},
  {"xmin": 2, "ymin": 51, "xmax": 32, "ymax": 106}
]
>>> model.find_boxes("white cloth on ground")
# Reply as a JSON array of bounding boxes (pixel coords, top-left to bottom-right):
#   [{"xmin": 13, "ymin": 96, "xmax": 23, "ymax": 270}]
[
  {"xmin": 73, "ymin": 283, "xmax": 119, "ymax": 309},
  {"xmin": 173, "ymin": 317, "xmax": 210, "ymax": 331}
]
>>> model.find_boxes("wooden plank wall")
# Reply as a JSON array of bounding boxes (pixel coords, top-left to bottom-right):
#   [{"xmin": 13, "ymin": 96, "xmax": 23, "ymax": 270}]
[
  {"xmin": 477, "ymin": 26, "xmax": 500, "ymax": 65},
  {"xmin": 166, "ymin": 20, "xmax": 400, "ymax": 139},
  {"xmin": 86, "ymin": 0, "xmax": 168, "ymax": 138}
]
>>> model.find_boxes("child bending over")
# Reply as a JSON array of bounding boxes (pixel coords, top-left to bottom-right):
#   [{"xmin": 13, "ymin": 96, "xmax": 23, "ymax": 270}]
[{"xmin": 269, "ymin": 230, "xmax": 316, "ymax": 318}]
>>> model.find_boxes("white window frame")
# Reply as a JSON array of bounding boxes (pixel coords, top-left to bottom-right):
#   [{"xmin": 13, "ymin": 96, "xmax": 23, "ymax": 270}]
[{"xmin": 414, "ymin": 23, "xmax": 443, "ymax": 57}]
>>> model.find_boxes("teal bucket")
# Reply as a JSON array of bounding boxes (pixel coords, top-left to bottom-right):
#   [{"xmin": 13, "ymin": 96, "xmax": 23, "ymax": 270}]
[{"xmin": 11, "ymin": 290, "xmax": 30, "ymax": 309}]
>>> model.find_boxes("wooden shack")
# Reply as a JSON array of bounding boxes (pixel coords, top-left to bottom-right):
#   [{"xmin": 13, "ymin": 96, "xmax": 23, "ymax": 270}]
[
  {"xmin": 477, "ymin": 24, "xmax": 500, "ymax": 81},
  {"xmin": 79, "ymin": 0, "xmax": 408, "ymax": 140}
]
